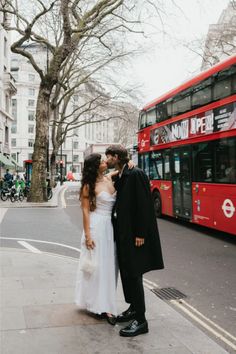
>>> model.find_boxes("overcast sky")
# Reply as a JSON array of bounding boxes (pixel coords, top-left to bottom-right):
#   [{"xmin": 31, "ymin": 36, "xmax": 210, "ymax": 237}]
[{"xmin": 127, "ymin": 0, "xmax": 231, "ymax": 107}]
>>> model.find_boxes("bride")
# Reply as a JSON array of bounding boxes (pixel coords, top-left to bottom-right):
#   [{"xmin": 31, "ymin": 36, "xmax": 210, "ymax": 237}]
[{"xmin": 75, "ymin": 153, "xmax": 119, "ymax": 325}]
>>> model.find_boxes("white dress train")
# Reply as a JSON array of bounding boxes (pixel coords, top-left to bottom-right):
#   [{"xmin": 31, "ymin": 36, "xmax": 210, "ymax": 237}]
[{"xmin": 75, "ymin": 191, "xmax": 118, "ymax": 315}]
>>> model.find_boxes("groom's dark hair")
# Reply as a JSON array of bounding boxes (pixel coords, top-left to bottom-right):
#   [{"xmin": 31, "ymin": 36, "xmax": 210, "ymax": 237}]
[{"xmin": 105, "ymin": 144, "xmax": 129, "ymax": 164}]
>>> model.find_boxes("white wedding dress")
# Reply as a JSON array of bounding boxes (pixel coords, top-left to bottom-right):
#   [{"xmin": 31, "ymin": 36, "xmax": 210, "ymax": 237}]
[{"xmin": 75, "ymin": 191, "xmax": 118, "ymax": 315}]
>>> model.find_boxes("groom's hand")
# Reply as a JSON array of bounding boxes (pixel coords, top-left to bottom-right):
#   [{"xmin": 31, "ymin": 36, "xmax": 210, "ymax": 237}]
[{"xmin": 135, "ymin": 237, "xmax": 145, "ymax": 247}]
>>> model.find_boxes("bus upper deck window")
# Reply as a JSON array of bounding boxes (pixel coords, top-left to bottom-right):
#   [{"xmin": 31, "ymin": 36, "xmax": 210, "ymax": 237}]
[
  {"xmin": 213, "ymin": 77, "xmax": 231, "ymax": 100},
  {"xmin": 140, "ymin": 112, "xmax": 146, "ymax": 129},
  {"xmin": 146, "ymin": 108, "xmax": 156, "ymax": 126}
]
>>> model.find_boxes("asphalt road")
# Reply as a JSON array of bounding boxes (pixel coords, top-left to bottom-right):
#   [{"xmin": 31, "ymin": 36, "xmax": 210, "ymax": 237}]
[{"xmin": 1, "ymin": 184, "xmax": 235, "ymax": 353}]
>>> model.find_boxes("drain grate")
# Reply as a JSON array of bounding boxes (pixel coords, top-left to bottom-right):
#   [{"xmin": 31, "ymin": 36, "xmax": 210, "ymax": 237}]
[{"xmin": 151, "ymin": 287, "xmax": 187, "ymax": 301}]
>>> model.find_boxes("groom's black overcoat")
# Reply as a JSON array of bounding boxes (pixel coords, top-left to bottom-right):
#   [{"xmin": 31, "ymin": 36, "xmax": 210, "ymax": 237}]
[{"xmin": 112, "ymin": 165, "xmax": 164, "ymax": 277}]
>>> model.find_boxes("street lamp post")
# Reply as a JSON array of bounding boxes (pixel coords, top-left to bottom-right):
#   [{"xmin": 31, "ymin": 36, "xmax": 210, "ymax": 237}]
[
  {"xmin": 71, "ymin": 138, "xmax": 74, "ymax": 172},
  {"xmin": 16, "ymin": 152, "xmax": 19, "ymax": 174},
  {"xmin": 60, "ymin": 143, "xmax": 63, "ymax": 185},
  {"xmin": 46, "ymin": 46, "xmax": 50, "ymax": 173}
]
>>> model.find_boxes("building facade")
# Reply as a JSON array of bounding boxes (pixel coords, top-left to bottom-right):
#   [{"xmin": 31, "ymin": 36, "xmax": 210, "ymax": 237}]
[
  {"xmin": 0, "ymin": 10, "xmax": 17, "ymax": 176},
  {"xmin": 10, "ymin": 44, "xmax": 119, "ymax": 176}
]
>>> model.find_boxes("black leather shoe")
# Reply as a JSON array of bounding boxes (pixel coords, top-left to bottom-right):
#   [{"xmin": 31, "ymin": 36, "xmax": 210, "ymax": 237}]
[
  {"xmin": 106, "ymin": 314, "xmax": 116, "ymax": 326},
  {"xmin": 116, "ymin": 308, "xmax": 136, "ymax": 323},
  {"xmin": 119, "ymin": 320, "xmax": 149, "ymax": 337}
]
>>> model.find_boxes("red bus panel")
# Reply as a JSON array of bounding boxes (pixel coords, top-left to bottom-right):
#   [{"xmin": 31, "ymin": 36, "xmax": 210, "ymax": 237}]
[
  {"xmin": 150, "ymin": 181, "xmax": 173, "ymax": 217},
  {"xmin": 192, "ymin": 183, "xmax": 236, "ymax": 235}
]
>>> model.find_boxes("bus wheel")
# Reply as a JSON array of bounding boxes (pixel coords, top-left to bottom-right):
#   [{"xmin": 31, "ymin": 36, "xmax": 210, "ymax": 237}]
[{"xmin": 153, "ymin": 191, "xmax": 162, "ymax": 218}]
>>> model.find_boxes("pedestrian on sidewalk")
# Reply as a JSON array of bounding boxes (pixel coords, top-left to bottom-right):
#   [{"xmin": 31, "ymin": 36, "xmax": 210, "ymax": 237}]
[{"xmin": 105, "ymin": 144, "xmax": 164, "ymax": 337}]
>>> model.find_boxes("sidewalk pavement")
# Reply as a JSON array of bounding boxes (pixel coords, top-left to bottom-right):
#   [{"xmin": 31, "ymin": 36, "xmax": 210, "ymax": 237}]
[
  {"xmin": 0, "ymin": 248, "xmax": 230, "ymax": 354},
  {"xmin": 0, "ymin": 182, "xmax": 79, "ymax": 208}
]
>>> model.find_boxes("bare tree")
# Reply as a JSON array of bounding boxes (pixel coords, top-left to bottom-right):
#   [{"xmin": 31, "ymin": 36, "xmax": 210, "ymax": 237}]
[
  {"xmin": 184, "ymin": 1, "xmax": 236, "ymax": 71},
  {"xmin": 0, "ymin": 0, "xmax": 139, "ymax": 201},
  {"xmin": 0, "ymin": 0, "xmax": 170, "ymax": 201},
  {"xmin": 48, "ymin": 43, "xmax": 138, "ymax": 179}
]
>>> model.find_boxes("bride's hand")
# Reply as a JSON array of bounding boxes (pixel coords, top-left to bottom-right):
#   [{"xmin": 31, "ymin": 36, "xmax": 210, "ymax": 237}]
[
  {"xmin": 85, "ymin": 238, "xmax": 95, "ymax": 250},
  {"xmin": 128, "ymin": 160, "xmax": 135, "ymax": 169}
]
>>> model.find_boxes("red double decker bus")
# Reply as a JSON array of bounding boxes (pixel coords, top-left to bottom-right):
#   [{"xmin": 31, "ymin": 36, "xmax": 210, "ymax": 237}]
[{"xmin": 138, "ymin": 55, "xmax": 236, "ymax": 235}]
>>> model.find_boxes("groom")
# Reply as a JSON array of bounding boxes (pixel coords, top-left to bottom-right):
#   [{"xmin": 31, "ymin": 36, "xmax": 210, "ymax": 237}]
[{"xmin": 105, "ymin": 145, "xmax": 164, "ymax": 337}]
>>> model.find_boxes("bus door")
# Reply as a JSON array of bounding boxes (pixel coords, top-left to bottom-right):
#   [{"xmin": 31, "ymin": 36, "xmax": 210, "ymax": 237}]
[{"xmin": 172, "ymin": 147, "xmax": 192, "ymax": 219}]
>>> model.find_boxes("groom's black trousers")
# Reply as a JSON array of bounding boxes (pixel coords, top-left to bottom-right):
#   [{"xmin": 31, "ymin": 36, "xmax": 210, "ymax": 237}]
[{"xmin": 119, "ymin": 269, "xmax": 146, "ymax": 321}]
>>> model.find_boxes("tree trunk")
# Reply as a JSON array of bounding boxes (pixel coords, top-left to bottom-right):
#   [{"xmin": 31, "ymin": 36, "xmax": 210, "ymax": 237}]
[
  {"xmin": 27, "ymin": 86, "xmax": 50, "ymax": 202},
  {"xmin": 50, "ymin": 149, "xmax": 58, "ymax": 187}
]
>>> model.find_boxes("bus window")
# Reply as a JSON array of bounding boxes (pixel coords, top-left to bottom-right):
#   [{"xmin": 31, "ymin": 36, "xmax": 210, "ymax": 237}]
[
  {"xmin": 139, "ymin": 112, "xmax": 147, "ymax": 129},
  {"xmin": 156, "ymin": 102, "xmax": 170, "ymax": 122},
  {"xmin": 146, "ymin": 108, "xmax": 156, "ymax": 126},
  {"xmin": 232, "ymin": 74, "xmax": 236, "ymax": 93},
  {"xmin": 150, "ymin": 151, "xmax": 163, "ymax": 180},
  {"xmin": 192, "ymin": 78, "xmax": 212, "ymax": 109},
  {"xmin": 163, "ymin": 151, "xmax": 171, "ymax": 180},
  {"xmin": 139, "ymin": 153, "xmax": 149, "ymax": 176},
  {"xmin": 213, "ymin": 77, "xmax": 231, "ymax": 101},
  {"xmin": 172, "ymin": 95, "xmax": 191, "ymax": 116},
  {"xmin": 215, "ymin": 138, "xmax": 236, "ymax": 184},
  {"xmin": 193, "ymin": 142, "xmax": 213, "ymax": 182}
]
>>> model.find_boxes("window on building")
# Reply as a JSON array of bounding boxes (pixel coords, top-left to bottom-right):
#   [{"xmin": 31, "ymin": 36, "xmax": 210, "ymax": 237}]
[
  {"xmin": 11, "ymin": 58, "xmax": 18, "ymax": 69},
  {"xmin": 73, "ymin": 129, "xmax": 79, "ymax": 137},
  {"xmin": 5, "ymin": 94, "xmax": 9, "ymax": 112},
  {"xmin": 5, "ymin": 126, "xmax": 9, "ymax": 143},
  {"xmin": 73, "ymin": 155, "xmax": 79, "ymax": 162},
  {"xmin": 28, "ymin": 153, "xmax": 33, "ymax": 159},
  {"xmin": 28, "ymin": 125, "xmax": 34, "ymax": 134},
  {"xmin": 28, "ymin": 139, "xmax": 34, "ymax": 147},
  {"xmin": 28, "ymin": 74, "xmax": 35, "ymax": 82},
  {"xmin": 11, "ymin": 138, "xmax": 16, "ymax": 147},
  {"xmin": 12, "ymin": 99, "xmax": 17, "ymax": 120},
  {"xmin": 11, "ymin": 153, "xmax": 17, "ymax": 161},
  {"xmin": 28, "ymin": 88, "xmax": 35, "ymax": 96},
  {"xmin": 11, "ymin": 124, "xmax": 17, "ymax": 134},
  {"xmin": 28, "ymin": 99, "xmax": 35, "ymax": 107},
  {"xmin": 73, "ymin": 141, "xmax": 79, "ymax": 149},
  {"xmin": 28, "ymin": 111, "xmax": 35, "ymax": 121}
]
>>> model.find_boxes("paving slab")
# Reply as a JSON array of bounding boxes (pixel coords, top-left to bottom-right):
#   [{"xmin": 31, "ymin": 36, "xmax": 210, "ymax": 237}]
[{"xmin": 0, "ymin": 248, "xmax": 230, "ymax": 354}]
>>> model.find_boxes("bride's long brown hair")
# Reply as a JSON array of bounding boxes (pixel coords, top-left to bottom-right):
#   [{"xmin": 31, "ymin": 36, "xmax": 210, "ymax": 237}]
[{"xmin": 80, "ymin": 153, "xmax": 101, "ymax": 211}]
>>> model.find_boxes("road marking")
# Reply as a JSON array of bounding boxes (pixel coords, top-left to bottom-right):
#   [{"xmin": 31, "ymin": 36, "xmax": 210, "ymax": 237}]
[
  {"xmin": 18, "ymin": 241, "xmax": 42, "ymax": 254},
  {"xmin": 0, "ymin": 208, "xmax": 8, "ymax": 224},
  {"xmin": 0, "ymin": 237, "xmax": 81, "ymax": 253},
  {"xmin": 61, "ymin": 186, "xmax": 67, "ymax": 208},
  {"xmin": 180, "ymin": 299, "xmax": 236, "ymax": 342},
  {"xmin": 142, "ymin": 278, "xmax": 236, "ymax": 351},
  {"xmin": 172, "ymin": 300, "xmax": 236, "ymax": 351}
]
